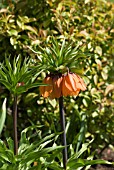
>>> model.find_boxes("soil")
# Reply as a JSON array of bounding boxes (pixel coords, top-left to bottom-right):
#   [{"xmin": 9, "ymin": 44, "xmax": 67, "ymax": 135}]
[{"xmin": 90, "ymin": 148, "xmax": 114, "ymax": 170}]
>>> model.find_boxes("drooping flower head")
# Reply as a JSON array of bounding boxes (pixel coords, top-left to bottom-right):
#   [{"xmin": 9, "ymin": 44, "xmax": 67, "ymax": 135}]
[
  {"xmin": 39, "ymin": 73, "xmax": 63, "ymax": 99},
  {"xmin": 40, "ymin": 72, "xmax": 86, "ymax": 99}
]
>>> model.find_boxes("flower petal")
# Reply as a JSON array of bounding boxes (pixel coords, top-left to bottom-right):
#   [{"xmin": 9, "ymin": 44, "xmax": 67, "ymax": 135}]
[
  {"xmin": 72, "ymin": 73, "xmax": 86, "ymax": 91},
  {"xmin": 40, "ymin": 76, "xmax": 53, "ymax": 98},
  {"xmin": 62, "ymin": 74, "xmax": 74, "ymax": 96},
  {"xmin": 77, "ymin": 75, "xmax": 86, "ymax": 91},
  {"xmin": 50, "ymin": 76, "xmax": 63, "ymax": 99},
  {"xmin": 68, "ymin": 73, "xmax": 77, "ymax": 91},
  {"xmin": 70, "ymin": 89, "xmax": 80, "ymax": 96}
]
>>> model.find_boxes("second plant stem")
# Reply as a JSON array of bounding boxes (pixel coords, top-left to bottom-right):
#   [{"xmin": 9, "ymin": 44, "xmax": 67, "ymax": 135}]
[{"xmin": 13, "ymin": 95, "xmax": 18, "ymax": 155}]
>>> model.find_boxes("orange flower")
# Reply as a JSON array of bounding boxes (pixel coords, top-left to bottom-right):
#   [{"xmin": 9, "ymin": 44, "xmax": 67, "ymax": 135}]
[
  {"xmin": 50, "ymin": 75, "xmax": 63, "ymax": 99},
  {"xmin": 39, "ymin": 74, "xmax": 62, "ymax": 99},
  {"xmin": 40, "ymin": 72, "xmax": 86, "ymax": 99},
  {"xmin": 62, "ymin": 73, "xmax": 86, "ymax": 97},
  {"xmin": 39, "ymin": 76, "xmax": 53, "ymax": 98}
]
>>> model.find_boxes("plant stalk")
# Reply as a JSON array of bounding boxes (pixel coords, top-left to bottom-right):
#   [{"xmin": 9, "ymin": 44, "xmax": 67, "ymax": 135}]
[
  {"xmin": 13, "ymin": 95, "xmax": 18, "ymax": 155},
  {"xmin": 59, "ymin": 96, "xmax": 67, "ymax": 170}
]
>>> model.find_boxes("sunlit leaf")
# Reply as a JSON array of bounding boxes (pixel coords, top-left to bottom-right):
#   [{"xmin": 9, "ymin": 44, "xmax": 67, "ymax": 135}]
[
  {"xmin": 105, "ymin": 84, "xmax": 114, "ymax": 96},
  {"xmin": 0, "ymin": 98, "xmax": 7, "ymax": 135}
]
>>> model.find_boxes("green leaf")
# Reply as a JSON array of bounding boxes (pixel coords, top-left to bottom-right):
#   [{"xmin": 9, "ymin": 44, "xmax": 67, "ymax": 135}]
[
  {"xmin": 76, "ymin": 114, "xmax": 87, "ymax": 152},
  {"xmin": 84, "ymin": 159, "xmax": 112, "ymax": 166},
  {"xmin": 10, "ymin": 37, "xmax": 17, "ymax": 46},
  {"xmin": 23, "ymin": 25, "xmax": 37, "ymax": 35},
  {"xmin": 7, "ymin": 138, "xmax": 14, "ymax": 153},
  {"xmin": 47, "ymin": 162, "xmax": 63, "ymax": 170},
  {"xmin": 15, "ymin": 86, "xmax": 27, "ymax": 95},
  {"xmin": 48, "ymin": 99, "xmax": 57, "ymax": 108},
  {"xmin": 95, "ymin": 46, "xmax": 102, "ymax": 56},
  {"xmin": 0, "ymin": 79, "xmax": 12, "ymax": 91},
  {"xmin": 26, "ymin": 82, "xmax": 47, "ymax": 90},
  {"xmin": 20, "ymin": 133, "xmax": 55, "ymax": 155},
  {"xmin": 67, "ymin": 158, "xmax": 85, "ymax": 169},
  {"xmin": 7, "ymin": 29, "xmax": 18, "ymax": 36},
  {"xmin": 21, "ymin": 146, "xmax": 63, "ymax": 164},
  {"xmin": 69, "ymin": 139, "xmax": 94, "ymax": 161},
  {"xmin": 0, "ymin": 139, "xmax": 7, "ymax": 151},
  {"xmin": 0, "ymin": 98, "xmax": 7, "ymax": 135},
  {"xmin": 105, "ymin": 84, "xmax": 114, "ymax": 96},
  {"xmin": 67, "ymin": 158, "xmax": 112, "ymax": 169}
]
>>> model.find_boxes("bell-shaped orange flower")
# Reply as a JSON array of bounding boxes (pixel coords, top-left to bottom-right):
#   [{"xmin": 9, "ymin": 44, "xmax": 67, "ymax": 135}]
[
  {"xmin": 62, "ymin": 73, "xmax": 86, "ymax": 97},
  {"xmin": 39, "ymin": 74, "xmax": 63, "ymax": 99},
  {"xmin": 40, "ymin": 72, "xmax": 86, "ymax": 99}
]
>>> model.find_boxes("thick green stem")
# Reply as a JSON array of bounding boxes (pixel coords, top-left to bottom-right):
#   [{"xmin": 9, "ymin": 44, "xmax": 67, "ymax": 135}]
[
  {"xmin": 13, "ymin": 95, "xmax": 18, "ymax": 155},
  {"xmin": 59, "ymin": 96, "xmax": 67, "ymax": 170}
]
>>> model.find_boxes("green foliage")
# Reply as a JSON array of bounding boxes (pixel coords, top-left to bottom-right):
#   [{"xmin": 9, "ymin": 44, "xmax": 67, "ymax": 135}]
[
  {"xmin": 34, "ymin": 37, "xmax": 86, "ymax": 74},
  {"xmin": 0, "ymin": 0, "xmax": 114, "ymax": 169},
  {"xmin": 0, "ymin": 56, "xmax": 44, "ymax": 95},
  {"xmin": 0, "ymin": 126, "xmax": 113, "ymax": 170},
  {"xmin": 0, "ymin": 126, "xmax": 63, "ymax": 170}
]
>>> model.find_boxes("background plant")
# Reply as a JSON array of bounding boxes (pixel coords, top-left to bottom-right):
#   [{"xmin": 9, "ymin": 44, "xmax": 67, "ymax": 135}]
[{"xmin": 0, "ymin": 56, "xmax": 44, "ymax": 154}]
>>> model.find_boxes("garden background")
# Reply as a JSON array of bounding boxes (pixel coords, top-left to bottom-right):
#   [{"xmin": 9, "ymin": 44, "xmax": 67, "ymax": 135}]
[{"xmin": 0, "ymin": 0, "xmax": 114, "ymax": 169}]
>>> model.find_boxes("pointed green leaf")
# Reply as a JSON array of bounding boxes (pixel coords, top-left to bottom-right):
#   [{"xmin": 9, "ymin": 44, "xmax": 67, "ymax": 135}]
[
  {"xmin": 7, "ymin": 138, "xmax": 14, "ymax": 153},
  {"xmin": 0, "ymin": 79, "xmax": 12, "ymax": 91},
  {"xmin": 0, "ymin": 98, "xmax": 7, "ymax": 135},
  {"xmin": 67, "ymin": 158, "xmax": 112, "ymax": 169}
]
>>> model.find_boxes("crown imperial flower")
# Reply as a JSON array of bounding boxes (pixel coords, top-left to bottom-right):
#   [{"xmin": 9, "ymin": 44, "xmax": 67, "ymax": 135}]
[{"xmin": 40, "ymin": 72, "xmax": 86, "ymax": 99}]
